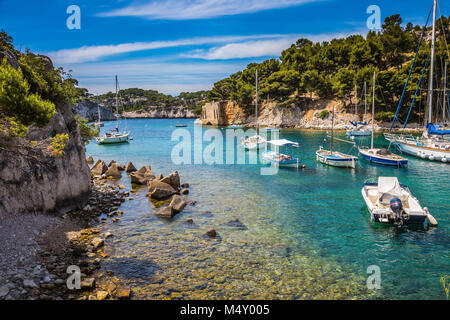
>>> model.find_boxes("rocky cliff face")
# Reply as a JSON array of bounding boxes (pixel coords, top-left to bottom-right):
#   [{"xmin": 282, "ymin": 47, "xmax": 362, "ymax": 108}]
[
  {"xmin": 0, "ymin": 54, "xmax": 91, "ymax": 216},
  {"xmin": 123, "ymin": 106, "xmax": 196, "ymax": 119},
  {"xmin": 73, "ymin": 100, "xmax": 116, "ymax": 122}
]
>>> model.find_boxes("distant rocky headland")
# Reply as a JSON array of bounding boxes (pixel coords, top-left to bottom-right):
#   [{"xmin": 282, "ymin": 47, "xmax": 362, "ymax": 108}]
[{"xmin": 198, "ymin": 99, "xmax": 423, "ymax": 132}]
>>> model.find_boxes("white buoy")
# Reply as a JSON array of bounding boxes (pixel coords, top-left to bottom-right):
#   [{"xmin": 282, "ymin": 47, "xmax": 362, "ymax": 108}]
[
  {"xmin": 424, "ymin": 207, "xmax": 438, "ymax": 227},
  {"xmin": 442, "ymin": 157, "xmax": 447, "ymax": 163}
]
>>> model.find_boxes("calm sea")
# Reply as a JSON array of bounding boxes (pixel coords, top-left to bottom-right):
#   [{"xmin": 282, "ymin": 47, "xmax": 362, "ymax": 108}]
[{"xmin": 86, "ymin": 118, "xmax": 449, "ymax": 300}]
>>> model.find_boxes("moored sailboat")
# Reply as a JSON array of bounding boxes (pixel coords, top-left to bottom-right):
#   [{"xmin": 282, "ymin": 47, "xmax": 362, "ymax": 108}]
[
  {"xmin": 241, "ymin": 69, "xmax": 267, "ymax": 150},
  {"xmin": 96, "ymin": 76, "xmax": 130, "ymax": 145},
  {"xmin": 316, "ymin": 105, "xmax": 358, "ymax": 168},
  {"xmin": 384, "ymin": 0, "xmax": 450, "ymax": 162},
  {"xmin": 94, "ymin": 94, "xmax": 104, "ymax": 127},
  {"xmin": 359, "ymin": 72, "xmax": 408, "ymax": 166},
  {"xmin": 347, "ymin": 82, "xmax": 371, "ymax": 136}
]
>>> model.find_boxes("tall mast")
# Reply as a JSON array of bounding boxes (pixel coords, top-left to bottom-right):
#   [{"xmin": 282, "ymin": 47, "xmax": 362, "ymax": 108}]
[
  {"xmin": 427, "ymin": 0, "xmax": 437, "ymax": 124},
  {"xmin": 444, "ymin": 61, "xmax": 448, "ymax": 124},
  {"xmin": 97, "ymin": 94, "xmax": 100, "ymax": 123},
  {"xmin": 371, "ymin": 72, "xmax": 376, "ymax": 149},
  {"xmin": 115, "ymin": 75, "xmax": 119, "ymax": 130},
  {"xmin": 255, "ymin": 69, "xmax": 258, "ymax": 129},
  {"xmin": 364, "ymin": 81, "xmax": 367, "ymax": 121},
  {"xmin": 331, "ymin": 105, "xmax": 335, "ymax": 154},
  {"xmin": 354, "ymin": 83, "xmax": 358, "ymax": 116}
]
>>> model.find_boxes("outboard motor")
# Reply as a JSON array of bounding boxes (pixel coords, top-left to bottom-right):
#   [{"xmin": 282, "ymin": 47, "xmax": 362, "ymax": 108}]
[{"xmin": 390, "ymin": 197, "xmax": 409, "ymax": 226}]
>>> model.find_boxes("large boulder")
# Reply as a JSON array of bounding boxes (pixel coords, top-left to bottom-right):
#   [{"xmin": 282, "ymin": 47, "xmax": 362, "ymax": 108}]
[
  {"xmin": 91, "ymin": 160, "xmax": 108, "ymax": 176},
  {"xmin": 130, "ymin": 165, "xmax": 155, "ymax": 184},
  {"xmin": 160, "ymin": 171, "xmax": 180, "ymax": 189},
  {"xmin": 105, "ymin": 163, "xmax": 122, "ymax": 179},
  {"xmin": 169, "ymin": 195, "xmax": 187, "ymax": 213},
  {"xmin": 147, "ymin": 180, "xmax": 176, "ymax": 200},
  {"xmin": 125, "ymin": 162, "xmax": 136, "ymax": 173}
]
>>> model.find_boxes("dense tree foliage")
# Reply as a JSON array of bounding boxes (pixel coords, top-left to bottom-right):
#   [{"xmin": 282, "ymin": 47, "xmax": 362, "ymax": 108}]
[
  {"xmin": 0, "ymin": 30, "xmax": 86, "ymax": 137},
  {"xmin": 207, "ymin": 15, "xmax": 449, "ymax": 122}
]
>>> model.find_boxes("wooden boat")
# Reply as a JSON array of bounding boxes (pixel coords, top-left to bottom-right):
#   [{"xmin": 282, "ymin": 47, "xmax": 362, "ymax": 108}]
[
  {"xmin": 262, "ymin": 139, "xmax": 301, "ymax": 168},
  {"xmin": 362, "ymin": 177, "xmax": 437, "ymax": 227},
  {"xmin": 316, "ymin": 106, "xmax": 358, "ymax": 168},
  {"xmin": 359, "ymin": 71, "xmax": 408, "ymax": 167}
]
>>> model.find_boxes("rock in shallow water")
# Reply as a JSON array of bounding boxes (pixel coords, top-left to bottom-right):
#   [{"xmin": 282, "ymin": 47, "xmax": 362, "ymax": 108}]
[
  {"xmin": 156, "ymin": 206, "xmax": 175, "ymax": 219},
  {"xmin": 91, "ymin": 160, "xmax": 108, "ymax": 176},
  {"xmin": 169, "ymin": 195, "xmax": 187, "ymax": 213},
  {"xmin": 125, "ymin": 162, "xmax": 137, "ymax": 173}
]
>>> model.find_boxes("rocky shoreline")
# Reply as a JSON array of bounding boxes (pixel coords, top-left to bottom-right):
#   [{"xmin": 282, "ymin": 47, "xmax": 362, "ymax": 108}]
[{"xmin": 0, "ymin": 157, "xmax": 199, "ymax": 300}]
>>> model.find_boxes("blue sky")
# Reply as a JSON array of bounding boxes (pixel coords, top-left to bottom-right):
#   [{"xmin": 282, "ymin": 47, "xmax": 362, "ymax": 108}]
[{"xmin": 0, "ymin": 0, "xmax": 448, "ymax": 95}]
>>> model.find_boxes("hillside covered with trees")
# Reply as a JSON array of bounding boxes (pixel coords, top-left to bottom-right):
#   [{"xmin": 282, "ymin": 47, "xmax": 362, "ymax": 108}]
[{"xmin": 207, "ymin": 14, "xmax": 450, "ymax": 124}]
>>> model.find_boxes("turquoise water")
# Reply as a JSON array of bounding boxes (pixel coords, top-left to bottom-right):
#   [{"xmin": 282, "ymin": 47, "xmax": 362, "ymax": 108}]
[{"xmin": 86, "ymin": 119, "xmax": 449, "ymax": 300}]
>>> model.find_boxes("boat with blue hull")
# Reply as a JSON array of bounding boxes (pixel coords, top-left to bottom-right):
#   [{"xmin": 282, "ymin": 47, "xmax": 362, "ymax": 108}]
[
  {"xmin": 359, "ymin": 148, "xmax": 408, "ymax": 166},
  {"xmin": 262, "ymin": 139, "xmax": 301, "ymax": 168},
  {"xmin": 358, "ymin": 71, "xmax": 408, "ymax": 167}
]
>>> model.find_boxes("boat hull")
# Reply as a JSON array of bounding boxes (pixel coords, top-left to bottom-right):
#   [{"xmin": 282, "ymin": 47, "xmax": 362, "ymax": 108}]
[
  {"xmin": 393, "ymin": 141, "xmax": 450, "ymax": 163},
  {"xmin": 97, "ymin": 133, "xmax": 129, "ymax": 144},
  {"xmin": 316, "ymin": 151, "xmax": 358, "ymax": 168},
  {"xmin": 359, "ymin": 149, "xmax": 408, "ymax": 166},
  {"xmin": 262, "ymin": 152, "xmax": 299, "ymax": 168},
  {"xmin": 347, "ymin": 130, "xmax": 371, "ymax": 136}
]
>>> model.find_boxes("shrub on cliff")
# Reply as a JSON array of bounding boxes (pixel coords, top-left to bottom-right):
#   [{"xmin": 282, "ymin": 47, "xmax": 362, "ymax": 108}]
[
  {"xmin": 75, "ymin": 115, "xmax": 99, "ymax": 145},
  {"xmin": 374, "ymin": 111, "xmax": 395, "ymax": 122},
  {"xmin": 0, "ymin": 58, "xmax": 56, "ymax": 137}
]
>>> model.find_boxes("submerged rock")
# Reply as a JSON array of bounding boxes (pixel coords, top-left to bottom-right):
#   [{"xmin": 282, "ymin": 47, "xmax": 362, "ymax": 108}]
[
  {"xmin": 225, "ymin": 218, "xmax": 248, "ymax": 230},
  {"xmin": 91, "ymin": 160, "xmax": 108, "ymax": 176},
  {"xmin": 125, "ymin": 162, "xmax": 137, "ymax": 173},
  {"xmin": 80, "ymin": 278, "xmax": 96, "ymax": 290},
  {"xmin": 91, "ymin": 237, "xmax": 104, "ymax": 249},
  {"xmin": 205, "ymin": 229, "xmax": 217, "ymax": 238},
  {"xmin": 180, "ymin": 188, "xmax": 189, "ymax": 195}
]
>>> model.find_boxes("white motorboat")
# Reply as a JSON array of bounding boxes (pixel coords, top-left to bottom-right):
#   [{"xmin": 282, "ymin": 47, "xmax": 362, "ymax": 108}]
[
  {"xmin": 361, "ymin": 177, "xmax": 437, "ymax": 227},
  {"xmin": 241, "ymin": 135, "xmax": 267, "ymax": 150}
]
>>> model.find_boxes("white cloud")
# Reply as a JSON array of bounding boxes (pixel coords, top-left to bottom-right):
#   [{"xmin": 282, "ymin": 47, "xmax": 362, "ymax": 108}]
[
  {"xmin": 184, "ymin": 31, "xmax": 363, "ymax": 60},
  {"xmin": 185, "ymin": 38, "xmax": 295, "ymax": 60},
  {"xmin": 98, "ymin": 0, "xmax": 321, "ymax": 20},
  {"xmin": 46, "ymin": 34, "xmax": 289, "ymax": 64}
]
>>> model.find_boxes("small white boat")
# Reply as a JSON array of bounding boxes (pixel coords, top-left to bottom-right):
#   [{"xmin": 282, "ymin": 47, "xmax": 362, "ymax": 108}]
[
  {"xmin": 347, "ymin": 127, "xmax": 371, "ymax": 136},
  {"xmin": 96, "ymin": 76, "xmax": 130, "ymax": 145},
  {"xmin": 362, "ymin": 177, "xmax": 437, "ymax": 227},
  {"xmin": 241, "ymin": 135, "xmax": 267, "ymax": 150},
  {"xmin": 262, "ymin": 139, "xmax": 302, "ymax": 168},
  {"xmin": 316, "ymin": 147, "xmax": 358, "ymax": 168},
  {"xmin": 262, "ymin": 151, "xmax": 299, "ymax": 167},
  {"xmin": 96, "ymin": 130, "xmax": 130, "ymax": 144},
  {"xmin": 316, "ymin": 105, "xmax": 358, "ymax": 168},
  {"xmin": 228, "ymin": 125, "xmax": 243, "ymax": 129}
]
